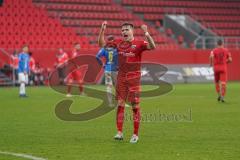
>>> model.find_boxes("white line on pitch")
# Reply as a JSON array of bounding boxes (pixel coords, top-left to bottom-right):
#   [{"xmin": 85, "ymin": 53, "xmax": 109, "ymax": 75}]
[{"xmin": 0, "ymin": 151, "xmax": 47, "ymax": 160}]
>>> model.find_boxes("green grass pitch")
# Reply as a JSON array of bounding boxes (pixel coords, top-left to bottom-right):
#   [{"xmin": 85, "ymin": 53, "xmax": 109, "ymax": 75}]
[{"xmin": 0, "ymin": 83, "xmax": 240, "ymax": 160}]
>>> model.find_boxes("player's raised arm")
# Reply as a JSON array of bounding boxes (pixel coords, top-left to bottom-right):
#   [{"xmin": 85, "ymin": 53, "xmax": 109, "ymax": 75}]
[
  {"xmin": 98, "ymin": 21, "xmax": 107, "ymax": 47},
  {"xmin": 141, "ymin": 24, "xmax": 156, "ymax": 50},
  {"xmin": 209, "ymin": 51, "xmax": 214, "ymax": 66}
]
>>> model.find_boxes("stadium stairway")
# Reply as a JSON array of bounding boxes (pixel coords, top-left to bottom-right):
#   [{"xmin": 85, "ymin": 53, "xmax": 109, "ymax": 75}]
[{"xmin": 121, "ymin": 0, "xmax": 240, "ymax": 49}]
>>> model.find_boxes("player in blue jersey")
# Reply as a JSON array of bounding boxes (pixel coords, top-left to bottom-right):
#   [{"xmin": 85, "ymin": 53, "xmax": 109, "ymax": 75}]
[
  {"xmin": 18, "ymin": 45, "xmax": 30, "ymax": 97},
  {"xmin": 96, "ymin": 36, "xmax": 118, "ymax": 106}
]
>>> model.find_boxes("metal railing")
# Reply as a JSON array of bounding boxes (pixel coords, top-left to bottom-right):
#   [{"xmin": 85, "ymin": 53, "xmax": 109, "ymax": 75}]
[
  {"xmin": 0, "ymin": 48, "xmax": 14, "ymax": 86},
  {"xmin": 163, "ymin": 7, "xmax": 240, "ymax": 49},
  {"xmin": 194, "ymin": 36, "xmax": 240, "ymax": 49}
]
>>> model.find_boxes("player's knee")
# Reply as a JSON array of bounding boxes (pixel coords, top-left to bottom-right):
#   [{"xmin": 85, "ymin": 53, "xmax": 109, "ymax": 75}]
[
  {"xmin": 118, "ymin": 99, "xmax": 125, "ymax": 106},
  {"xmin": 106, "ymin": 85, "xmax": 112, "ymax": 93},
  {"xmin": 131, "ymin": 102, "xmax": 139, "ymax": 108},
  {"xmin": 221, "ymin": 81, "xmax": 226, "ymax": 85}
]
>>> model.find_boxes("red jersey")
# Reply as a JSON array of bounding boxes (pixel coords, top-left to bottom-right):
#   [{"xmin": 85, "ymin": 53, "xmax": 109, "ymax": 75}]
[
  {"xmin": 29, "ymin": 57, "xmax": 35, "ymax": 71},
  {"xmin": 11, "ymin": 55, "xmax": 19, "ymax": 69},
  {"xmin": 71, "ymin": 49, "xmax": 80, "ymax": 58},
  {"xmin": 114, "ymin": 39, "xmax": 149, "ymax": 77},
  {"xmin": 66, "ymin": 49, "xmax": 85, "ymax": 83},
  {"xmin": 56, "ymin": 52, "xmax": 69, "ymax": 66},
  {"xmin": 211, "ymin": 47, "xmax": 230, "ymax": 71}
]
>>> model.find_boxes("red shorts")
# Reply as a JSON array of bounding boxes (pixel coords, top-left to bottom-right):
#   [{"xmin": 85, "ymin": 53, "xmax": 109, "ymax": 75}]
[
  {"xmin": 116, "ymin": 72, "xmax": 141, "ymax": 104},
  {"xmin": 66, "ymin": 70, "xmax": 84, "ymax": 84},
  {"xmin": 214, "ymin": 69, "xmax": 227, "ymax": 83}
]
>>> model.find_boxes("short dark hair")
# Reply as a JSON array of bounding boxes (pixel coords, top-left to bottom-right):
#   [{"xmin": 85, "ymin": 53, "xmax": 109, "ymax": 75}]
[
  {"xmin": 217, "ymin": 39, "xmax": 223, "ymax": 46},
  {"xmin": 121, "ymin": 22, "xmax": 134, "ymax": 29},
  {"xmin": 107, "ymin": 35, "xmax": 114, "ymax": 41}
]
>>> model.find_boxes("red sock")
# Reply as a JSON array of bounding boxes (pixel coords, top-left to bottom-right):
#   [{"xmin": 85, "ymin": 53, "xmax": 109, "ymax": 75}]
[
  {"xmin": 116, "ymin": 106, "xmax": 125, "ymax": 132},
  {"xmin": 79, "ymin": 84, "xmax": 83, "ymax": 93},
  {"xmin": 215, "ymin": 83, "xmax": 220, "ymax": 95},
  {"xmin": 67, "ymin": 85, "xmax": 72, "ymax": 94},
  {"xmin": 132, "ymin": 106, "xmax": 140, "ymax": 136},
  {"xmin": 221, "ymin": 83, "xmax": 226, "ymax": 97}
]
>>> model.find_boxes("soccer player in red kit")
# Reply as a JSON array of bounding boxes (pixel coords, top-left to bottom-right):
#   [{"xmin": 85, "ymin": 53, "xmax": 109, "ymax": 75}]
[
  {"xmin": 98, "ymin": 21, "xmax": 156, "ymax": 143},
  {"xmin": 210, "ymin": 39, "xmax": 232, "ymax": 102},
  {"xmin": 66, "ymin": 43, "xmax": 86, "ymax": 97},
  {"xmin": 29, "ymin": 52, "xmax": 36, "ymax": 85},
  {"xmin": 55, "ymin": 48, "xmax": 69, "ymax": 85},
  {"xmin": 10, "ymin": 50, "xmax": 19, "ymax": 84}
]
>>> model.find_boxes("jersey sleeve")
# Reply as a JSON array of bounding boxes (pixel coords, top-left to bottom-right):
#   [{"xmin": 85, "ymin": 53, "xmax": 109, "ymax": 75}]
[
  {"xmin": 65, "ymin": 53, "xmax": 69, "ymax": 60},
  {"xmin": 96, "ymin": 48, "xmax": 105, "ymax": 65},
  {"xmin": 141, "ymin": 40, "xmax": 149, "ymax": 51},
  {"xmin": 30, "ymin": 58, "xmax": 36, "ymax": 70},
  {"xmin": 18, "ymin": 54, "xmax": 22, "ymax": 62},
  {"xmin": 226, "ymin": 49, "xmax": 231, "ymax": 58}
]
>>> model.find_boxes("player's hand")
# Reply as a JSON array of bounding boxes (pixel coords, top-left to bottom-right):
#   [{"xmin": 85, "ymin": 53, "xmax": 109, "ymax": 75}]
[
  {"xmin": 141, "ymin": 24, "xmax": 148, "ymax": 33},
  {"xmin": 101, "ymin": 21, "xmax": 107, "ymax": 31}
]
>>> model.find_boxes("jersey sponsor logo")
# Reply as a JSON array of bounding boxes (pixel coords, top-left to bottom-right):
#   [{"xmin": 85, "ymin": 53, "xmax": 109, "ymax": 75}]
[
  {"xmin": 183, "ymin": 67, "xmax": 213, "ymax": 76},
  {"xmin": 119, "ymin": 51, "xmax": 135, "ymax": 57},
  {"xmin": 107, "ymin": 51, "xmax": 114, "ymax": 63}
]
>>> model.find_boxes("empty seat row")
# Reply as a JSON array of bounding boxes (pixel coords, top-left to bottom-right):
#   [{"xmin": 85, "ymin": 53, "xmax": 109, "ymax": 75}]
[
  {"xmin": 79, "ymin": 27, "xmax": 158, "ymax": 35},
  {"xmin": 144, "ymin": 14, "xmax": 164, "ymax": 20},
  {"xmin": 44, "ymin": 4, "xmax": 121, "ymax": 12},
  {"xmin": 199, "ymin": 15, "xmax": 240, "ymax": 22},
  {"xmin": 0, "ymin": 42, "xmax": 92, "ymax": 49},
  {"xmin": 56, "ymin": 12, "xmax": 133, "ymax": 20},
  {"xmin": 62, "ymin": 19, "xmax": 143, "ymax": 27},
  {"xmin": 207, "ymin": 22, "xmax": 240, "ymax": 29},
  {"xmin": 122, "ymin": 0, "xmax": 240, "ymax": 9},
  {"xmin": 133, "ymin": 6, "xmax": 240, "ymax": 15},
  {"xmin": 215, "ymin": 29, "xmax": 240, "ymax": 36},
  {"xmin": 34, "ymin": 0, "xmax": 111, "ymax": 5}
]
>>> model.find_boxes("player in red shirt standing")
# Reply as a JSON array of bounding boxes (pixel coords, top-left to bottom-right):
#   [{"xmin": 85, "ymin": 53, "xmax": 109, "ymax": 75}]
[
  {"xmin": 98, "ymin": 21, "xmax": 156, "ymax": 143},
  {"xmin": 55, "ymin": 48, "xmax": 69, "ymax": 85},
  {"xmin": 66, "ymin": 43, "xmax": 86, "ymax": 97},
  {"xmin": 28, "ymin": 52, "xmax": 36, "ymax": 85},
  {"xmin": 210, "ymin": 39, "xmax": 232, "ymax": 102},
  {"xmin": 10, "ymin": 50, "xmax": 19, "ymax": 84}
]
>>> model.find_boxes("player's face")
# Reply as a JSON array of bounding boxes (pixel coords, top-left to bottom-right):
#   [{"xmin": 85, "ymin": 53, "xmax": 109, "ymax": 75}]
[
  {"xmin": 121, "ymin": 25, "xmax": 134, "ymax": 41},
  {"xmin": 75, "ymin": 44, "xmax": 81, "ymax": 51},
  {"xmin": 23, "ymin": 46, "xmax": 29, "ymax": 53},
  {"xmin": 59, "ymin": 48, "xmax": 63, "ymax": 54}
]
